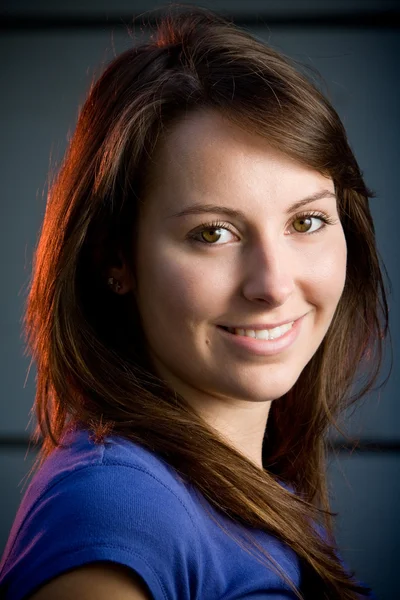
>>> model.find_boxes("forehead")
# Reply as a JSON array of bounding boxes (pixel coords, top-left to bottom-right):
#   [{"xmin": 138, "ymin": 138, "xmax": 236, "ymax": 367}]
[
  {"xmin": 142, "ymin": 109, "xmax": 333, "ymax": 211},
  {"xmin": 156, "ymin": 109, "xmax": 291, "ymax": 175}
]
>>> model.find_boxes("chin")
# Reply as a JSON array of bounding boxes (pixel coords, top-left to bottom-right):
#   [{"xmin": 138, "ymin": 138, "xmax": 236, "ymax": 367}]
[
  {"xmin": 262, "ymin": 367, "xmax": 305, "ymax": 398},
  {"xmin": 224, "ymin": 372, "xmax": 302, "ymax": 403}
]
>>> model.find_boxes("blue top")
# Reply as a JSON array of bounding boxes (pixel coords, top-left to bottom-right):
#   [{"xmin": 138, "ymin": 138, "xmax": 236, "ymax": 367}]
[{"xmin": 0, "ymin": 427, "xmax": 375, "ymax": 600}]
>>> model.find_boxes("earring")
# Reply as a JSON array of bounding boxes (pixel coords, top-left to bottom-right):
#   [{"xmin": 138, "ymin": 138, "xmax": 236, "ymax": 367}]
[{"xmin": 107, "ymin": 276, "xmax": 122, "ymax": 293}]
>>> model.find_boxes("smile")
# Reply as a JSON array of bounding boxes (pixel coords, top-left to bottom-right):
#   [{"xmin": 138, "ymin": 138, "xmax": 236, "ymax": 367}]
[
  {"xmin": 217, "ymin": 315, "xmax": 305, "ymax": 357},
  {"xmin": 223, "ymin": 322, "xmax": 294, "ymax": 340}
]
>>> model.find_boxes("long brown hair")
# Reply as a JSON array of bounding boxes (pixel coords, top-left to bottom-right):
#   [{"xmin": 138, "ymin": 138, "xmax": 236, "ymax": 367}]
[{"xmin": 23, "ymin": 5, "xmax": 390, "ymax": 599}]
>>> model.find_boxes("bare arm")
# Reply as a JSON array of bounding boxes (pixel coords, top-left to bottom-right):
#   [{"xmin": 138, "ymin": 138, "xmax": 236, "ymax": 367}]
[{"xmin": 27, "ymin": 562, "xmax": 153, "ymax": 600}]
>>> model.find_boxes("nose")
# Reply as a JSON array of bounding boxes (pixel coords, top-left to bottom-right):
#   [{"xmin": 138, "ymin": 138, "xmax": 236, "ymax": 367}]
[{"xmin": 241, "ymin": 239, "xmax": 295, "ymax": 307}]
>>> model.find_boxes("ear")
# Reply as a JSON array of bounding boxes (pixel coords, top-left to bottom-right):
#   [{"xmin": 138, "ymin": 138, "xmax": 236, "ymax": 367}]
[{"xmin": 106, "ymin": 251, "xmax": 135, "ymax": 295}]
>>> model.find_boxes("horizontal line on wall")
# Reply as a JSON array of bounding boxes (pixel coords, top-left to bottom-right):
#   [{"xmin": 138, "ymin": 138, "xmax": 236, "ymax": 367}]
[
  {"xmin": 0, "ymin": 436, "xmax": 399, "ymax": 453},
  {"xmin": 0, "ymin": 10, "xmax": 399, "ymax": 30},
  {"xmin": 328, "ymin": 440, "xmax": 400, "ymax": 453}
]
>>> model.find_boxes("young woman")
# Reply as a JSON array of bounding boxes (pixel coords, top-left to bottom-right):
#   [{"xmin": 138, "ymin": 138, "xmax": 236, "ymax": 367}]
[{"xmin": 0, "ymin": 6, "xmax": 388, "ymax": 600}]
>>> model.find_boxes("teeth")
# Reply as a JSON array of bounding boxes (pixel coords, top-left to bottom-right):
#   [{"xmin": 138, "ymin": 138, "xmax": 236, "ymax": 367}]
[{"xmin": 228, "ymin": 322, "xmax": 294, "ymax": 340}]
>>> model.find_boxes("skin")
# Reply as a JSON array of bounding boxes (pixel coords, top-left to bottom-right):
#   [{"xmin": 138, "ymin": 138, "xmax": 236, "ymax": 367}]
[
  {"xmin": 110, "ymin": 109, "xmax": 347, "ymax": 469},
  {"xmin": 27, "ymin": 563, "xmax": 152, "ymax": 599}
]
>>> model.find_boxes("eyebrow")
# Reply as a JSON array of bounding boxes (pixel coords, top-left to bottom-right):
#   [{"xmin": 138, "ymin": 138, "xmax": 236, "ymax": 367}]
[{"xmin": 167, "ymin": 189, "xmax": 337, "ymax": 220}]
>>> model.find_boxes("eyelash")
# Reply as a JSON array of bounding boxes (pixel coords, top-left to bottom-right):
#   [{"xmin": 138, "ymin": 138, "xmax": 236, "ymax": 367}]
[{"xmin": 188, "ymin": 211, "xmax": 337, "ymax": 245}]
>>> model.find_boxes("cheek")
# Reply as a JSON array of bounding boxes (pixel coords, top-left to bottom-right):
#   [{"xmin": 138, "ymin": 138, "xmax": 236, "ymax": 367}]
[
  {"xmin": 136, "ymin": 241, "xmax": 229, "ymax": 329},
  {"xmin": 303, "ymin": 231, "xmax": 347, "ymax": 308}
]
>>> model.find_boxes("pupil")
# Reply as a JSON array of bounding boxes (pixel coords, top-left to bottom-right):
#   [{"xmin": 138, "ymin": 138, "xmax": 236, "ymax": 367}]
[
  {"xmin": 204, "ymin": 228, "xmax": 219, "ymax": 241},
  {"xmin": 296, "ymin": 218, "xmax": 311, "ymax": 231}
]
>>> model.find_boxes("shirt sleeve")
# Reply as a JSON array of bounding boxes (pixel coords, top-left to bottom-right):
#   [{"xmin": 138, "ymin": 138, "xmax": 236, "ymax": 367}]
[{"xmin": 0, "ymin": 463, "xmax": 201, "ymax": 600}]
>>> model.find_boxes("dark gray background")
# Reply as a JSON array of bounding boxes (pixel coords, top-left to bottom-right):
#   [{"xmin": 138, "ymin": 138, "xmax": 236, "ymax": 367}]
[{"xmin": 1, "ymin": 1, "xmax": 399, "ymax": 598}]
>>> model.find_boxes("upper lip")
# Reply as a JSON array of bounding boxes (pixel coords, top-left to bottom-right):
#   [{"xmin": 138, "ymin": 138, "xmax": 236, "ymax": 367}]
[{"xmin": 219, "ymin": 314, "xmax": 305, "ymax": 330}]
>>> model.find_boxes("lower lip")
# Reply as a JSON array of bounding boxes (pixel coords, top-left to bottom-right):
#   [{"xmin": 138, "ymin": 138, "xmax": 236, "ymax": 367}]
[{"xmin": 217, "ymin": 315, "xmax": 305, "ymax": 356}]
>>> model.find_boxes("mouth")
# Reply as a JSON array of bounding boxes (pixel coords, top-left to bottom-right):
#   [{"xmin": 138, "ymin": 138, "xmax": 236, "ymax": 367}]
[
  {"xmin": 216, "ymin": 314, "xmax": 306, "ymax": 356},
  {"xmin": 217, "ymin": 321, "xmax": 295, "ymax": 341}
]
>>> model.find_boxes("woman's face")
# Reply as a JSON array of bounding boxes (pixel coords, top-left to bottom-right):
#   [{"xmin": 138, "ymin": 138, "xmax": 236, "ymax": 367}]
[{"xmin": 130, "ymin": 110, "xmax": 347, "ymax": 407}]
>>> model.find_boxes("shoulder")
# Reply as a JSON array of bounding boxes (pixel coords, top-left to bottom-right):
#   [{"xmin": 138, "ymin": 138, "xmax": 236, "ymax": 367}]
[
  {"xmin": 0, "ymin": 427, "xmax": 200, "ymax": 600},
  {"xmin": 20, "ymin": 426, "xmax": 198, "ymax": 535}
]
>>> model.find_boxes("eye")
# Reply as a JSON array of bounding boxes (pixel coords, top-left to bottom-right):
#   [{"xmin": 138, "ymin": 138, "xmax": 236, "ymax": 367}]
[
  {"xmin": 289, "ymin": 211, "xmax": 337, "ymax": 235},
  {"xmin": 188, "ymin": 220, "xmax": 237, "ymax": 245},
  {"xmin": 188, "ymin": 211, "xmax": 337, "ymax": 246}
]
